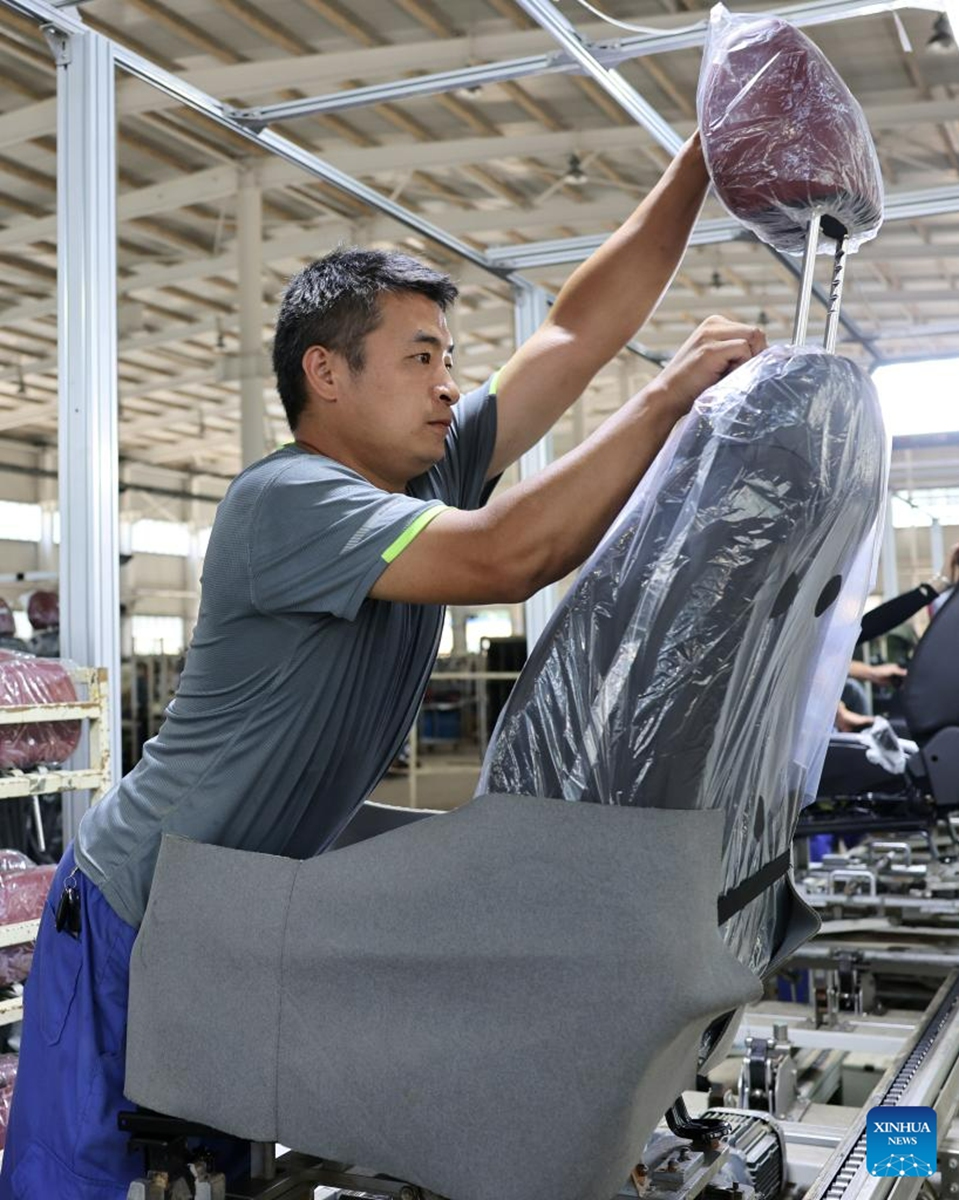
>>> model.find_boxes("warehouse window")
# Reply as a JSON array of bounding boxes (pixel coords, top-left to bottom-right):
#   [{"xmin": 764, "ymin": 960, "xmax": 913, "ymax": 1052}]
[
  {"xmin": 0, "ymin": 500, "xmax": 42, "ymax": 543},
  {"xmin": 466, "ymin": 610, "xmax": 512, "ymax": 654},
  {"xmin": 437, "ymin": 610, "xmax": 453, "ymax": 656},
  {"xmin": 873, "ymin": 358, "xmax": 959, "ymax": 437},
  {"xmin": 130, "ymin": 519, "xmax": 191, "ymax": 557},
  {"xmin": 891, "ymin": 488, "xmax": 959, "ymax": 529},
  {"xmin": 131, "ymin": 615, "xmax": 185, "ymax": 655}
]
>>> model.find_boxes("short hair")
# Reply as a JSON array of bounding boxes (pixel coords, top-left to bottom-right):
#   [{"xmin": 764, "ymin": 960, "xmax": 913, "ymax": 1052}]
[{"xmin": 272, "ymin": 247, "xmax": 459, "ymax": 431}]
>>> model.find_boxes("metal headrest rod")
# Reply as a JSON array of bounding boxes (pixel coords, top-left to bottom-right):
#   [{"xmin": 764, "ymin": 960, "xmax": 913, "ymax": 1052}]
[
  {"xmin": 792, "ymin": 210, "xmax": 821, "ymax": 347},
  {"xmin": 823, "ymin": 230, "xmax": 849, "ymax": 354}
]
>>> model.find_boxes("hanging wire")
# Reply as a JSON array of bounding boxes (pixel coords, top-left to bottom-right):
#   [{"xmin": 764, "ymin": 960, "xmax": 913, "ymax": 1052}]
[{"xmin": 570, "ymin": 0, "xmax": 707, "ymax": 37}]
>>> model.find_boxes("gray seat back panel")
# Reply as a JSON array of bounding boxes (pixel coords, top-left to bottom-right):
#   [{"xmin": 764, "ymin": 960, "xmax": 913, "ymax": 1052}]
[
  {"xmin": 127, "ymin": 798, "xmax": 761, "ymax": 1200},
  {"xmin": 126, "ymin": 839, "xmax": 298, "ymax": 1142}
]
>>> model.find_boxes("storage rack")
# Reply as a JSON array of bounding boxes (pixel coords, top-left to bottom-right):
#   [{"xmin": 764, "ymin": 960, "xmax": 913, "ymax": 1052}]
[{"xmin": 0, "ymin": 665, "xmax": 110, "ymax": 1026}]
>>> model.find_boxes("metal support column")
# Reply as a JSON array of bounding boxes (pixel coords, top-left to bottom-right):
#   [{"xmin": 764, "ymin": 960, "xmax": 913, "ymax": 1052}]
[
  {"xmin": 50, "ymin": 25, "xmax": 121, "ymax": 833},
  {"xmin": 238, "ymin": 170, "xmax": 267, "ymax": 467},
  {"xmin": 37, "ymin": 446, "xmax": 56, "ymax": 575},
  {"xmin": 793, "ymin": 212, "xmax": 822, "ymax": 346},
  {"xmin": 931, "ymin": 516, "xmax": 945, "ymax": 577},
  {"xmin": 882, "ymin": 494, "xmax": 899, "ymax": 601},
  {"xmin": 514, "ymin": 283, "xmax": 556, "ymax": 653}
]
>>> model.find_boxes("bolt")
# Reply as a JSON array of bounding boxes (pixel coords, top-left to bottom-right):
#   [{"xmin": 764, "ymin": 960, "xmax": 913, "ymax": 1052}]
[{"xmin": 950, "ymin": 1158, "xmax": 959, "ymax": 1169}]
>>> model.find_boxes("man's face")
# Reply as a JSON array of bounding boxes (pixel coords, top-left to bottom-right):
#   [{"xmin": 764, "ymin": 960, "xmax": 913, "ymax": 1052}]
[{"xmin": 332, "ymin": 291, "xmax": 460, "ymax": 491}]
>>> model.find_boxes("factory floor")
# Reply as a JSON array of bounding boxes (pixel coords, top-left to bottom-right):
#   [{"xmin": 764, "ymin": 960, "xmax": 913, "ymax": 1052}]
[{"xmin": 369, "ymin": 750, "xmax": 481, "ymax": 811}]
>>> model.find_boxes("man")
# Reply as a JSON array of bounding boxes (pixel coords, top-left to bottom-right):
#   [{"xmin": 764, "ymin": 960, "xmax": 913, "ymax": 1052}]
[{"xmin": 0, "ymin": 132, "xmax": 764, "ymax": 1198}]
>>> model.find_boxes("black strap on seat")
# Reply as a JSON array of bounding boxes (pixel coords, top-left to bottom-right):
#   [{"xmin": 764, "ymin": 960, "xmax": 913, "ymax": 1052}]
[{"xmin": 717, "ymin": 850, "xmax": 791, "ymax": 925}]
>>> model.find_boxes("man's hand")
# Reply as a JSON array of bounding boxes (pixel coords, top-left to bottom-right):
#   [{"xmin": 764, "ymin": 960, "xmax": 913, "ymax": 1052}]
[
  {"xmin": 862, "ymin": 662, "xmax": 907, "ymax": 686},
  {"xmin": 645, "ymin": 315, "xmax": 767, "ymax": 420},
  {"xmin": 848, "ymin": 659, "xmax": 907, "ymax": 686},
  {"xmin": 836, "ymin": 701, "xmax": 875, "ymax": 733}
]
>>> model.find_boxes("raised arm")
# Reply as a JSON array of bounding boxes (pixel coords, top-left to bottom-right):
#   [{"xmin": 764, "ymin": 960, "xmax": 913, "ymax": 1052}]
[
  {"xmin": 486, "ymin": 132, "xmax": 710, "ymax": 481},
  {"xmin": 370, "ymin": 317, "xmax": 765, "ymax": 606}
]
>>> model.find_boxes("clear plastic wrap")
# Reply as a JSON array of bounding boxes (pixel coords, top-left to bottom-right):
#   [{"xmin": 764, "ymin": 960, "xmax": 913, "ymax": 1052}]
[
  {"xmin": 0, "ymin": 863, "xmax": 55, "ymax": 925},
  {"xmin": 0, "ymin": 944, "xmax": 34, "ymax": 986},
  {"xmin": 0, "ymin": 600, "xmax": 13, "ymax": 638},
  {"xmin": 0, "ymin": 1053, "xmax": 18, "ymax": 1150},
  {"xmin": 697, "ymin": 4, "xmax": 883, "ymax": 255},
  {"xmin": 0, "ymin": 650, "xmax": 81, "ymax": 769},
  {"xmin": 479, "ymin": 345, "xmax": 888, "ymax": 975},
  {"xmin": 25, "ymin": 590, "xmax": 58, "ymax": 631},
  {"xmin": 0, "ymin": 851, "xmax": 48, "ymax": 986},
  {"xmin": 0, "ymin": 850, "xmax": 33, "ymax": 874}
]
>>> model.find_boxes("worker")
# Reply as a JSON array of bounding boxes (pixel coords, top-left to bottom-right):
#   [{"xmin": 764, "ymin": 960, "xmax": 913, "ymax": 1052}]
[{"xmin": 0, "ymin": 131, "xmax": 765, "ymax": 1199}]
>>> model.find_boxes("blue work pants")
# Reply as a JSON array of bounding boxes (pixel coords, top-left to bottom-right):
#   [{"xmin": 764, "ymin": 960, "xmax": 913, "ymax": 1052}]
[{"xmin": 0, "ymin": 844, "xmax": 138, "ymax": 1199}]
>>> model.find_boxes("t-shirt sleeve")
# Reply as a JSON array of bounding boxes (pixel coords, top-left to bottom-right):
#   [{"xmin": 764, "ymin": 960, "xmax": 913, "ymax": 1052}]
[
  {"xmin": 249, "ymin": 458, "xmax": 448, "ymax": 620},
  {"xmin": 420, "ymin": 374, "xmax": 499, "ymax": 509}
]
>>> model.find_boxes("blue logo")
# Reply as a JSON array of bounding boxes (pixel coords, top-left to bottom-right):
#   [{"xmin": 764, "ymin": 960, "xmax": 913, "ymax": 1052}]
[{"xmin": 866, "ymin": 1106, "xmax": 936, "ymax": 1176}]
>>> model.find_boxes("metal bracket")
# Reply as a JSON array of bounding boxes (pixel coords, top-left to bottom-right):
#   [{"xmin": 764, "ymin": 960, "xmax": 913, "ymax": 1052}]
[
  {"xmin": 823, "ymin": 226, "xmax": 849, "ymax": 354},
  {"xmin": 738, "ymin": 1024, "xmax": 797, "ymax": 1118},
  {"xmin": 790, "ymin": 213, "xmax": 850, "ymax": 352},
  {"xmin": 41, "ymin": 23, "xmax": 71, "ymax": 65}
]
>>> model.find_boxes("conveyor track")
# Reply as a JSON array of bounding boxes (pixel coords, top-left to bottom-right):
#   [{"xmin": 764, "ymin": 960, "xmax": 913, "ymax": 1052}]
[{"xmin": 807, "ymin": 971, "xmax": 959, "ymax": 1199}]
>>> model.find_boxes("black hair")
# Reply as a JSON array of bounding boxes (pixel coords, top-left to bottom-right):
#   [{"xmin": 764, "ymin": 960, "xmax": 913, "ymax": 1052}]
[{"xmin": 271, "ymin": 247, "xmax": 459, "ymax": 431}]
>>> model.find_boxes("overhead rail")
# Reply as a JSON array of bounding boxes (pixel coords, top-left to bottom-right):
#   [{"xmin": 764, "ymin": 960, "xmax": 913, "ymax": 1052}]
[
  {"xmin": 233, "ymin": 0, "xmax": 958, "ymax": 127},
  {"xmin": 5, "ymin": 0, "xmax": 955, "ymax": 363},
  {"xmin": 3, "ymin": 0, "xmax": 515, "ymax": 281},
  {"xmin": 484, "ymin": 185, "xmax": 959, "ymax": 270}
]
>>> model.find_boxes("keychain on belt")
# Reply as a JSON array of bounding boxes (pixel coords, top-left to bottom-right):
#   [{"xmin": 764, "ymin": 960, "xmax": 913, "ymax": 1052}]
[{"xmin": 55, "ymin": 866, "xmax": 82, "ymax": 938}]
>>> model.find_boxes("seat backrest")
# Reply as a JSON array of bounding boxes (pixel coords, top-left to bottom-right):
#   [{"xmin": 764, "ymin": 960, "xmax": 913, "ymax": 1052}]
[
  {"xmin": 902, "ymin": 585, "xmax": 959, "ymax": 739},
  {"xmin": 479, "ymin": 344, "xmax": 888, "ymax": 976},
  {"xmin": 697, "ymin": 4, "xmax": 882, "ymax": 254}
]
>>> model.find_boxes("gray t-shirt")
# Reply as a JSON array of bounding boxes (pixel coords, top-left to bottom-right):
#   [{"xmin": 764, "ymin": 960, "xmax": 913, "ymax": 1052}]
[{"xmin": 77, "ymin": 380, "xmax": 498, "ymax": 927}]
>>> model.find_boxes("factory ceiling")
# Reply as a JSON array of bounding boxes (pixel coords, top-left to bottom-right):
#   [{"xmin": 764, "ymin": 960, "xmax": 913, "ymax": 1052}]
[{"xmin": 0, "ymin": 0, "xmax": 957, "ymax": 480}]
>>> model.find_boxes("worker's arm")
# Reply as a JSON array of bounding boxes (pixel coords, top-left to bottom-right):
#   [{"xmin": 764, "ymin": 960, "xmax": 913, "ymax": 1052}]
[
  {"xmin": 486, "ymin": 133, "xmax": 710, "ymax": 481},
  {"xmin": 370, "ymin": 317, "xmax": 765, "ymax": 606},
  {"xmin": 848, "ymin": 660, "xmax": 907, "ymax": 686},
  {"xmin": 856, "ymin": 578, "xmax": 948, "ymax": 645}
]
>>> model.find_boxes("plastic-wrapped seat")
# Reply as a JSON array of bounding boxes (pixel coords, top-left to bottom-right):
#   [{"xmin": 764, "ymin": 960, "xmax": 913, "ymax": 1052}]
[{"xmin": 480, "ymin": 344, "xmax": 888, "ymax": 983}]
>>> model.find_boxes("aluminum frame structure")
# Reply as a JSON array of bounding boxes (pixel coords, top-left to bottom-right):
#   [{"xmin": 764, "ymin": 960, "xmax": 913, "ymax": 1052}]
[
  {"xmin": 46, "ymin": 23, "xmax": 122, "ymax": 831},
  {"xmin": 513, "ymin": 284, "xmax": 557, "ymax": 652},
  {"xmin": 233, "ymin": 0, "xmax": 957, "ymax": 127}
]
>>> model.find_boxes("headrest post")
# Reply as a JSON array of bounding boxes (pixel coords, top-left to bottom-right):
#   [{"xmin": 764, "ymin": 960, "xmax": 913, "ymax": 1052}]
[
  {"xmin": 823, "ymin": 232, "xmax": 849, "ymax": 354},
  {"xmin": 792, "ymin": 211, "xmax": 821, "ymax": 346}
]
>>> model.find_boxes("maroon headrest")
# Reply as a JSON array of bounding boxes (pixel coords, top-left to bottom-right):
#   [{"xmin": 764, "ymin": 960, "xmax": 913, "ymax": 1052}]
[
  {"xmin": 0, "ymin": 650, "xmax": 80, "ymax": 769},
  {"xmin": 697, "ymin": 5, "xmax": 883, "ymax": 254},
  {"xmin": 26, "ymin": 590, "xmax": 59, "ymax": 631},
  {"xmin": 0, "ymin": 602, "xmax": 12, "ymax": 638}
]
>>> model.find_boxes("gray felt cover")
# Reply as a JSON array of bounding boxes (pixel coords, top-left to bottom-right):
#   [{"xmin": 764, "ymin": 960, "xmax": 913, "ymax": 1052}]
[{"xmin": 126, "ymin": 796, "xmax": 761, "ymax": 1200}]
